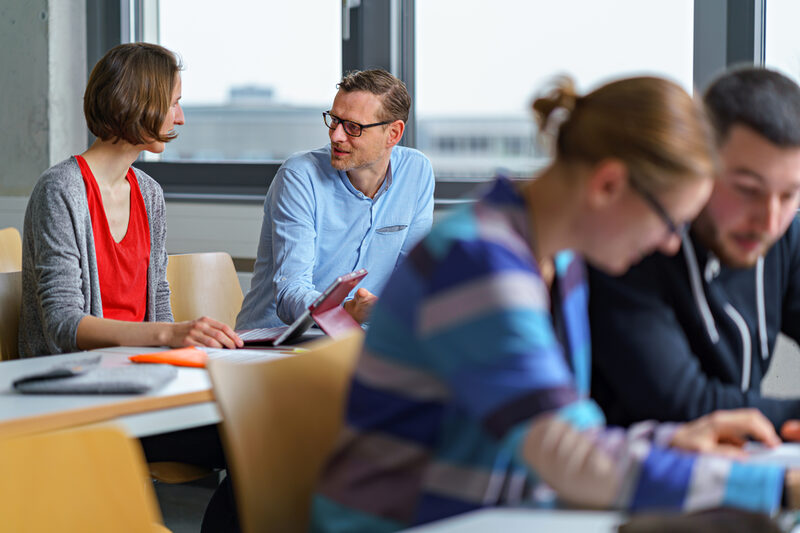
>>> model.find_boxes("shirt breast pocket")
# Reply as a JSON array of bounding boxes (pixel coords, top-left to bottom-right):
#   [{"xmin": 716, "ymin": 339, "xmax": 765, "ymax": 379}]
[{"xmin": 375, "ymin": 224, "xmax": 408, "ymax": 234}]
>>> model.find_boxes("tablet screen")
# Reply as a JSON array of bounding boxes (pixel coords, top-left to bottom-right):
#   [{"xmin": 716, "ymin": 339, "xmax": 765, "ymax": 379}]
[{"xmin": 273, "ymin": 268, "xmax": 367, "ymax": 345}]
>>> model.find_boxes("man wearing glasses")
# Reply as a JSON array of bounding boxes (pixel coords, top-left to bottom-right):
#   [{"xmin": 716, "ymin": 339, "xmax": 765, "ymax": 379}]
[
  {"xmin": 588, "ymin": 67, "xmax": 800, "ymax": 430},
  {"xmin": 236, "ymin": 69, "xmax": 434, "ymax": 330}
]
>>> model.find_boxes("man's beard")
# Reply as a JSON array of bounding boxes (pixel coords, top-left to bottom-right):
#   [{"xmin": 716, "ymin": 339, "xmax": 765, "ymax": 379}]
[{"xmin": 692, "ymin": 214, "xmax": 771, "ymax": 269}]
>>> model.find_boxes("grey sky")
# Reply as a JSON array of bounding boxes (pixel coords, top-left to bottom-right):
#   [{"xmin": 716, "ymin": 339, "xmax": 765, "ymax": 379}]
[
  {"xmin": 158, "ymin": 0, "xmax": 800, "ymax": 118},
  {"xmin": 416, "ymin": 0, "xmax": 693, "ymax": 117}
]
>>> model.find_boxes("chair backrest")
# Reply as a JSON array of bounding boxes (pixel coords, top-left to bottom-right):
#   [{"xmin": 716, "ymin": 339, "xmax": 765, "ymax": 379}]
[
  {"xmin": 209, "ymin": 331, "xmax": 364, "ymax": 533},
  {"xmin": 166, "ymin": 252, "xmax": 244, "ymax": 328},
  {"xmin": 0, "ymin": 425, "xmax": 168, "ymax": 532},
  {"xmin": 0, "ymin": 270, "xmax": 21, "ymax": 361},
  {"xmin": 0, "ymin": 227, "xmax": 22, "ymax": 273}
]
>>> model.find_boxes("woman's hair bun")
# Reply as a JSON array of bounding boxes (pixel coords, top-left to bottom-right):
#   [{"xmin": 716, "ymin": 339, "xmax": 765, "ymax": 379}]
[{"xmin": 532, "ymin": 76, "xmax": 579, "ymax": 134}]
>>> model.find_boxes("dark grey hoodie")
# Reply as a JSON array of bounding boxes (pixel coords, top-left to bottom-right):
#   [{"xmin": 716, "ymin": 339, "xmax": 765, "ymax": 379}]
[{"xmin": 589, "ymin": 217, "xmax": 800, "ymax": 428}]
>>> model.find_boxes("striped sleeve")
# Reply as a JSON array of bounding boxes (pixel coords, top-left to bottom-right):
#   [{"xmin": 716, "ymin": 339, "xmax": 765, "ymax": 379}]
[{"xmin": 521, "ymin": 402, "xmax": 786, "ymax": 514}]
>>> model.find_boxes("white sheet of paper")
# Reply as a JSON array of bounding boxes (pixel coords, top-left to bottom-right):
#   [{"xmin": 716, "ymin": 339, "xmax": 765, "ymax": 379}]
[
  {"xmin": 201, "ymin": 348, "xmax": 292, "ymax": 364},
  {"xmin": 743, "ymin": 442, "xmax": 800, "ymax": 467}
]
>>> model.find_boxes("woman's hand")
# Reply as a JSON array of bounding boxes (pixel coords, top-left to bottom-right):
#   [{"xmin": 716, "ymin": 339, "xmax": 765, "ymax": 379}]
[
  {"xmin": 669, "ymin": 408, "xmax": 781, "ymax": 458},
  {"xmin": 165, "ymin": 316, "xmax": 243, "ymax": 349}
]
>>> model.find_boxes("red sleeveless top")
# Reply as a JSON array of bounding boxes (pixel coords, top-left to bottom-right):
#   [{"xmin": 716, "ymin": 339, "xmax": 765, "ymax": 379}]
[{"xmin": 76, "ymin": 155, "xmax": 151, "ymax": 321}]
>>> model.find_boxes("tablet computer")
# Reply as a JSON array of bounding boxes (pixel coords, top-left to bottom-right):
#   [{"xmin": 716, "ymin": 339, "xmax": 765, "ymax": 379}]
[{"xmin": 237, "ymin": 268, "xmax": 367, "ymax": 346}]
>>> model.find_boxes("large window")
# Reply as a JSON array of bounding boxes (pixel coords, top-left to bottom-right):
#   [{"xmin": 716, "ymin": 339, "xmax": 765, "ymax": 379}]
[
  {"xmin": 415, "ymin": 0, "xmax": 694, "ymax": 179},
  {"xmin": 102, "ymin": 0, "xmax": 763, "ymax": 198},
  {"xmin": 152, "ymin": 0, "xmax": 341, "ymax": 163}
]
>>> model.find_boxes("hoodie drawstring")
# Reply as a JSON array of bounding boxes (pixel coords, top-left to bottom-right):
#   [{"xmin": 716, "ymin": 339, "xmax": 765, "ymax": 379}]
[
  {"xmin": 756, "ymin": 256, "xmax": 768, "ymax": 359},
  {"xmin": 682, "ymin": 236, "xmax": 720, "ymax": 344},
  {"xmin": 683, "ymin": 237, "xmax": 770, "ymax": 390}
]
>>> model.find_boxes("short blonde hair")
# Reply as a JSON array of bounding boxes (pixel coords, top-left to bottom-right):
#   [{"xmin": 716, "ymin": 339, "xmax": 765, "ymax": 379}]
[{"xmin": 338, "ymin": 69, "xmax": 410, "ymax": 123}]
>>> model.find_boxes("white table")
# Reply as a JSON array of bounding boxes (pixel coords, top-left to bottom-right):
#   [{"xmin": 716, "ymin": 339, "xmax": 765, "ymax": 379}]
[
  {"xmin": 403, "ymin": 509, "xmax": 623, "ymax": 533},
  {"xmin": 0, "ymin": 332, "xmax": 325, "ymax": 440},
  {"xmin": 0, "ymin": 346, "xmax": 220, "ymax": 439}
]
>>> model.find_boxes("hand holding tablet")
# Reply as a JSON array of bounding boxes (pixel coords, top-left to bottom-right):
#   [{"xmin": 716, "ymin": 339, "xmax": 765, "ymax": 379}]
[{"xmin": 237, "ymin": 268, "xmax": 368, "ymax": 346}]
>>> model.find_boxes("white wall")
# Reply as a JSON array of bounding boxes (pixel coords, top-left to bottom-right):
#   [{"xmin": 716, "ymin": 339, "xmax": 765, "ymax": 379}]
[
  {"xmin": 164, "ymin": 201, "xmax": 263, "ymax": 258},
  {"xmin": 763, "ymin": 335, "xmax": 800, "ymax": 398},
  {"xmin": 165, "ymin": 201, "xmax": 264, "ymax": 293}
]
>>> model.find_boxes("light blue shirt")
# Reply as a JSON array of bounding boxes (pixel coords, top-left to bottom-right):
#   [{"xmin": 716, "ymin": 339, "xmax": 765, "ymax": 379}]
[{"xmin": 236, "ymin": 144, "xmax": 435, "ymax": 329}]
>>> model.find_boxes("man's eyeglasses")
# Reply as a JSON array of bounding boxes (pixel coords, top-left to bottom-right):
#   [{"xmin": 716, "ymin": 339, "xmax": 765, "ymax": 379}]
[
  {"xmin": 630, "ymin": 179, "xmax": 689, "ymax": 239},
  {"xmin": 323, "ymin": 111, "xmax": 391, "ymax": 137}
]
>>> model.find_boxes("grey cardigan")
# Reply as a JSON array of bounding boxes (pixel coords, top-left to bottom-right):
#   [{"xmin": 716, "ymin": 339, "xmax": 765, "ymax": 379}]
[{"xmin": 19, "ymin": 157, "xmax": 173, "ymax": 357}]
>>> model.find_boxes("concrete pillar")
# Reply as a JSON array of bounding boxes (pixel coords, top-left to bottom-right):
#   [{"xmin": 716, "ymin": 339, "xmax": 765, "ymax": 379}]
[
  {"xmin": 49, "ymin": 0, "xmax": 88, "ymax": 168},
  {"xmin": 0, "ymin": 0, "xmax": 86, "ymax": 229}
]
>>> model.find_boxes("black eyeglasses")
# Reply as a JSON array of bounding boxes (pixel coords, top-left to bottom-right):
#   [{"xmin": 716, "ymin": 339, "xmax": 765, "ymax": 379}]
[
  {"xmin": 323, "ymin": 111, "xmax": 391, "ymax": 137},
  {"xmin": 630, "ymin": 179, "xmax": 688, "ymax": 239}
]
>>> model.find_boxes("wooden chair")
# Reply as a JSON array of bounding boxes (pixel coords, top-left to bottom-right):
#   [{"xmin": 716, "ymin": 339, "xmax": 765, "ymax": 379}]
[
  {"xmin": 0, "ymin": 270, "xmax": 21, "ymax": 360},
  {"xmin": 0, "ymin": 227, "xmax": 22, "ymax": 273},
  {"xmin": 167, "ymin": 252, "xmax": 244, "ymax": 328},
  {"xmin": 152, "ymin": 252, "xmax": 244, "ymax": 484},
  {"xmin": 0, "ymin": 425, "xmax": 169, "ymax": 532},
  {"xmin": 208, "ymin": 331, "xmax": 365, "ymax": 533}
]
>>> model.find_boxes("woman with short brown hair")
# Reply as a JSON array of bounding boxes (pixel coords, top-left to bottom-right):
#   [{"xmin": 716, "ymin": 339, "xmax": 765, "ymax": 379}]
[{"xmin": 19, "ymin": 42, "xmax": 242, "ymax": 357}]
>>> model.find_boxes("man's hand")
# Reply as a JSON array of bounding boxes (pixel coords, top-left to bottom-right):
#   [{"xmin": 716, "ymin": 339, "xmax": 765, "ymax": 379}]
[
  {"xmin": 669, "ymin": 408, "xmax": 781, "ymax": 459},
  {"xmin": 343, "ymin": 288, "xmax": 378, "ymax": 324},
  {"xmin": 165, "ymin": 316, "xmax": 243, "ymax": 349},
  {"xmin": 781, "ymin": 420, "xmax": 800, "ymax": 441}
]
